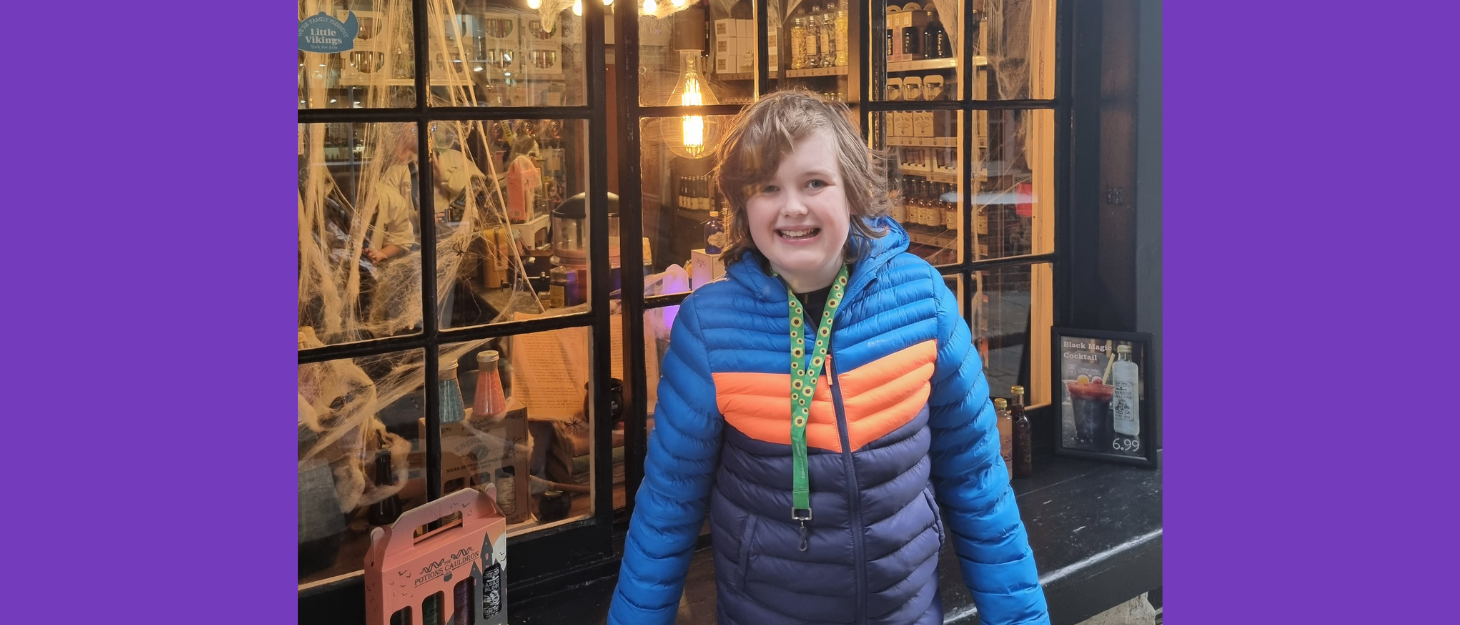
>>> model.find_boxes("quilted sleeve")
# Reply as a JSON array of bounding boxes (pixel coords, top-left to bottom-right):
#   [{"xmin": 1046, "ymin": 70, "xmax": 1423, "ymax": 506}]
[
  {"xmin": 925, "ymin": 268, "xmax": 1050, "ymax": 625},
  {"xmin": 607, "ymin": 296, "xmax": 723, "ymax": 625}
]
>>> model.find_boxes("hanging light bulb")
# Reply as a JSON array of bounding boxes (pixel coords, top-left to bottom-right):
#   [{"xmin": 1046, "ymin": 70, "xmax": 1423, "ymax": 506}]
[
  {"xmin": 643, "ymin": 0, "xmax": 656, "ymax": 12},
  {"xmin": 572, "ymin": 0, "xmax": 582, "ymax": 15},
  {"xmin": 671, "ymin": 0, "xmax": 686, "ymax": 7},
  {"xmin": 527, "ymin": 0, "xmax": 540, "ymax": 8},
  {"xmin": 664, "ymin": 50, "xmax": 720, "ymax": 159},
  {"xmin": 603, "ymin": 0, "xmax": 612, "ymax": 6}
]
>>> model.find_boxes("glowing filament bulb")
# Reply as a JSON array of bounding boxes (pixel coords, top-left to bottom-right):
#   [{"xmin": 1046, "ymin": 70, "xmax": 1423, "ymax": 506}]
[
  {"xmin": 527, "ymin": 0, "xmax": 540, "ymax": 7},
  {"xmin": 644, "ymin": 0, "xmax": 657, "ymax": 11},
  {"xmin": 573, "ymin": 0, "xmax": 583, "ymax": 15},
  {"xmin": 671, "ymin": 0, "xmax": 686, "ymax": 7},
  {"xmin": 680, "ymin": 71, "xmax": 704, "ymax": 153},
  {"xmin": 603, "ymin": 0, "xmax": 613, "ymax": 5}
]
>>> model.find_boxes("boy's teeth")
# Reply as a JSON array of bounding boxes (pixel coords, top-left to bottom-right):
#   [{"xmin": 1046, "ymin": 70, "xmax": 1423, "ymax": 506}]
[{"xmin": 780, "ymin": 228, "xmax": 816, "ymax": 237}]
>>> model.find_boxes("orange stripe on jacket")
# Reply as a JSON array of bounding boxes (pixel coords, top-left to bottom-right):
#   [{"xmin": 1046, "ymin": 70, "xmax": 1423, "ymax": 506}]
[{"xmin": 712, "ymin": 340, "xmax": 936, "ymax": 452}]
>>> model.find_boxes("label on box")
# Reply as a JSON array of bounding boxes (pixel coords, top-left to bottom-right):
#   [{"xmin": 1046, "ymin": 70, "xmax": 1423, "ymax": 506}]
[
  {"xmin": 715, "ymin": 19, "xmax": 735, "ymax": 39},
  {"xmin": 914, "ymin": 111, "xmax": 934, "ymax": 138}
]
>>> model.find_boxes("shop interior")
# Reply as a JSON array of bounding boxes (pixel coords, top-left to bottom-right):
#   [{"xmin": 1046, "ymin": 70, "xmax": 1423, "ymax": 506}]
[{"xmin": 299, "ymin": 0, "xmax": 1158, "ymax": 622}]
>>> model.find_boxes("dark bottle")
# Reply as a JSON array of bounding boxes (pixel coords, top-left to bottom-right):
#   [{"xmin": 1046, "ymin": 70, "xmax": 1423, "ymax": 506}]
[
  {"xmin": 1011, "ymin": 385, "xmax": 1034, "ymax": 478},
  {"xmin": 369, "ymin": 446, "xmax": 402, "ymax": 525},
  {"xmin": 922, "ymin": 7, "xmax": 950, "ymax": 59},
  {"xmin": 901, "ymin": 15, "xmax": 921, "ymax": 60}
]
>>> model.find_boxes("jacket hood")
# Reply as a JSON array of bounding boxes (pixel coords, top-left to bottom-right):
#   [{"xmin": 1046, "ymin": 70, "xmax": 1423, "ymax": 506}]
[{"xmin": 725, "ymin": 216, "xmax": 910, "ymax": 301}]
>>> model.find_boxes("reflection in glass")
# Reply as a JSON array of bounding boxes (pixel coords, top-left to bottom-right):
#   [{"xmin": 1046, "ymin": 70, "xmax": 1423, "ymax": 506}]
[
  {"xmin": 298, "ymin": 349, "xmax": 426, "ymax": 585},
  {"xmin": 639, "ymin": 115, "xmax": 736, "ymax": 292},
  {"xmin": 429, "ymin": 3, "xmax": 586, "ymax": 107},
  {"xmin": 298, "ymin": 1, "xmax": 416, "ymax": 109},
  {"xmin": 972, "ymin": 109, "xmax": 1054, "ymax": 261},
  {"xmin": 639, "ymin": 5, "xmax": 754, "ymax": 107},
  {"xmin": 772, "ymin": 0, "xmax": 853, "ymax": 101},
  {"xmin": 299, "ymin": 122, "xmax": 422, "ymax": 347},
  {"xmin": 970, "ymin": 263, "xmax": 1052, "ymax": 406},
  {"xmin": 875, "ymin": 111, "xmax": 962, "ymax": 265}
]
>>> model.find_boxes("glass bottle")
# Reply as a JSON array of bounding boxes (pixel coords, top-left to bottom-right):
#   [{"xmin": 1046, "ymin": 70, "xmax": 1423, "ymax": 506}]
[
  {"xmin": 440, "ymin": 363, "xmax": 466, "ymax": 425},
  {"xmin": 835, "ymin": 0, "xmax": 849, "ymax": 66},
  {"xmin": 1112, "ymin": 344, "xmax": 1141, "ymax": 437},
  {"xmin": 790, "ymin": 16, "xmax": 807, "ymax": 71},
  {"xmin": 820, "ymin": 4, "xmax": 836, "ymax": 69},
  {"xmin": 494, "ymin": 467, "xmax": 517, "ymax": 515},
  {"xmin": 474, "ymin": 350, "xmax": 508, "ymax": 421},
  {"xmin": 994, "ymin": 398, "xmax": 1013, "ymax": 480},
  {"xmin": 1011, "ymin": 385, "xmax": 1033, "ymax": 478},
  {"xmin": 902, "ymin": 6, "xmax": 922, "ymax": 61},
  {"xmin": 923, "ymin": 6, "xmax": 949, "ymax": 59},
  {"xmin": 705, "ymin": 209, "xmax": 726, "ymax": 254},
  {"xmin": 369, "ymin": 446, "xmax": 401, "ymax": 525},
  {"xmin": 804, "ymin": 6, "xmax": 821, "ymax": 68}
]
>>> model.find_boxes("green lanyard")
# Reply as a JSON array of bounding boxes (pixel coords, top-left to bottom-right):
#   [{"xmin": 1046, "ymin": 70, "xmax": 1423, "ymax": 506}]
[{"xmin": 781, "ymin": 265, "xmax": 850, "ymax": 550}]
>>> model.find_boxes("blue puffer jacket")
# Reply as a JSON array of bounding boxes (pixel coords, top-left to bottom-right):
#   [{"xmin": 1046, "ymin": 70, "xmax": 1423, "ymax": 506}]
[{"xmin": 609, "ymin": 218, "xmax": 1048, "ymax": 624}]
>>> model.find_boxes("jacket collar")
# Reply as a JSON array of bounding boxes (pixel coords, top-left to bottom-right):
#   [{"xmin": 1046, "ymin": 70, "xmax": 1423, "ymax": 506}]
[{"xmin": 725, "ymin": 217, "xmax": 909, "ymax": 304}]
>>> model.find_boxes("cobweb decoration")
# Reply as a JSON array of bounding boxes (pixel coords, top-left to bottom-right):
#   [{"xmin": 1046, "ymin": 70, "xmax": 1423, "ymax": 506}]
[{"xmin": 297, "ymin": 0, "xmax": 567, "ymax": 514}]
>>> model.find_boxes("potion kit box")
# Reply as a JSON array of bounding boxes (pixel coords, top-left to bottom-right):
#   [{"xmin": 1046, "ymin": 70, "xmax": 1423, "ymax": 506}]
[{"xmin": 364, "ymin": 487, "xmax": 508, "ymax": 625}]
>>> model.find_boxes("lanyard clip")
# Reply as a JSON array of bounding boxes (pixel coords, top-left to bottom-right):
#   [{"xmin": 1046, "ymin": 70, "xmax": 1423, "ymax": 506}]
[{"xmin": 791, "ymin": 507, "xmax": 813, "ymax": 521}]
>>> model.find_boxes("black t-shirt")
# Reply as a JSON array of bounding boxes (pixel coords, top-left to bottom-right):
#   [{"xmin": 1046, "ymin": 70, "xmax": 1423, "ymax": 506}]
[{"xmin": 794, "ymin": 284, "xmax": 835, "ymax": 330}]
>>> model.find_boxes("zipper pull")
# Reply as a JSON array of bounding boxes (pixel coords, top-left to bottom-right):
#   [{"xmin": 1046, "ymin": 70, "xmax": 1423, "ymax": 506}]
[{"xmin": 825, "ymin": 354, "xmax": 835, "ymax": 388}]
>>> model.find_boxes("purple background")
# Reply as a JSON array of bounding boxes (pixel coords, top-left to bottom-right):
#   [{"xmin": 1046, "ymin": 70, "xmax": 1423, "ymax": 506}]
[{"xmin": 3, "ymin": 1, "xmax": 1455, "ymax": 623}]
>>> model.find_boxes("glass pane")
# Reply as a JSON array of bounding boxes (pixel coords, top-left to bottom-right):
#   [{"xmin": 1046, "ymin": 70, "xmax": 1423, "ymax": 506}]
[
  {"xmin": 873, "ymin": 110, "xmax": 963, "ymax": 266},
  {"xmin": 639, "ymin": 114, "xmax": 735, "ymax": 291},
  {"xmin": 771, "ymin": 0, "xmax": 853, "ymax": 102},
  {"xmin": 640, "ymin": 4, "xmax": 756, "ymax": 108},
  {"xmin": 428, "ymin": 2, "xmax": 587, "ymax": 106},
  {"xmin": 298, "ymin": 349, "xmax": 427, "ymax": 586},
  {"xmin": 299, "ymin": 122, "xmax": 422, "ymax": 348},
  {"xmin": 299, "ymin": 0, "xmax": 416, "ymax": 109},
  {"xmin": 974, "ymin": 0, "xmax": 1057, "ymax": 100},
  {"xmin": 973, "ymin": 108, "xmax": 1053, "ymax": 261},
  {"xmin": 640, "ymin": 305, "xmax": 711, "ymax": 537},
  {"xmin": 441, "ymin": 324, "xmax": 596, "ymax": 537},
  {"xmin": 970, "ymin": 262, "xmax": 1052, "ymax": 406},
  {"xmin": 433, "ymin": 119, "xmax": 597, "ymax": 332},
  {"xmin": 871, "ymin": 0, "xmax": 961, "ymax": 102}
]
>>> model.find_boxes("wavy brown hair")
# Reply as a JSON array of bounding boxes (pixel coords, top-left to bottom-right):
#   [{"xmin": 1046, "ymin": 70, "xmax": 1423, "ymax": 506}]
[{"xmin": 712, "ymin": 90, "xmax": 891, "ymax": 267}]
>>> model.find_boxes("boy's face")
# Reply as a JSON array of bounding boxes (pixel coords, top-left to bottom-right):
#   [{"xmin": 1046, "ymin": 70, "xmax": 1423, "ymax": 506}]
[{"xmin": 744, "ymin": 129, "xmax": 852, "ymax": 291}]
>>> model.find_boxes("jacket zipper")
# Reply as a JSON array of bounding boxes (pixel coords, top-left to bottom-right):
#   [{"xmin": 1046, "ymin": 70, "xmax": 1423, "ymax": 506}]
[{"xmin": 828, "ymin": 349, "xmax": 867, "ymax": 624}]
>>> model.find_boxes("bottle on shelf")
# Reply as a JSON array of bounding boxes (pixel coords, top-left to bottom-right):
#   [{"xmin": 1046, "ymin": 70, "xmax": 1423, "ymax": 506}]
[
  {"xmin": 820, "ymin": 4, "xmax": 836, "ymax": 69},
  {"xmin": 1011, "ymin": 385, "xmax": 1033, "ymax": 478},
  {"xmin": 369, "ymin": 442, "xmax": 401, "ymax": 526},
  {"xmin": 705, "ymin": 209, "xmax": 726, "ymax": 254},
  {"xmin": 995, "ymin": 397, "xmax": 1013, "ymax": 481},
  {"xmin": 923, "ymin": 6, "xmax": 950, "ymax": 59},
  {"xmin": 835, "ymin": 0, "xmax": 849, "ymax": 67},
  {"xmin": 805, "ymin": 5, "xmax": 822, "ymax": 68},
  {"xmin": 790, "ymin": 14, "xmax": 807, "ymax": 71},
  {"xmin": 1112, "ymin": 344, "xmax": 1141, "ymax": 437},
  {"xmin": 474, "ymin": 350, "xmax": 508, "ymax": 422},
  {"xmin": 902, "ymin": 4, "xmax": 922, "ymax": 61}
]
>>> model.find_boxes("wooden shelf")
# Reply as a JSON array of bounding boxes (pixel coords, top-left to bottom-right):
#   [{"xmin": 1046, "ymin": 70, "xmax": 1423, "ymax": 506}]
[
  {"xmin": 715, "ymin": 72, "xmax": 755, "ymax": 81},
  {"xmin": 887, "ymin": 58, "xmax": 958, "ymax": 73},
  {"xmin": 888, "ymin": 136, "xmax": 958, "ymax": 147},
  {"xmin": 784, "ymin": 66, "xmax": 849, "ymax": 78}
]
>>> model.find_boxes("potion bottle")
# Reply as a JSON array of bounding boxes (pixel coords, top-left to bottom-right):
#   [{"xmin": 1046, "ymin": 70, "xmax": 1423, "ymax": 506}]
[{"xmin": 474, "ymin": 350, "xmax": 508, "ymax": 421}]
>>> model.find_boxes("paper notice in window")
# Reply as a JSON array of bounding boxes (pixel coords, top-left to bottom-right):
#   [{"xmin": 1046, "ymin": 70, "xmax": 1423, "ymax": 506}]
[{"xmin": 509, "ymin": 307, "xmax": 660, "ymax": 421}]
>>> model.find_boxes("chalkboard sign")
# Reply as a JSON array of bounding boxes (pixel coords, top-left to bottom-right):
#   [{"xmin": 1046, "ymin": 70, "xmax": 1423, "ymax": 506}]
[{"xmin": 1052, "ymin": 328, "xmax": 1158, "ymax": 468}]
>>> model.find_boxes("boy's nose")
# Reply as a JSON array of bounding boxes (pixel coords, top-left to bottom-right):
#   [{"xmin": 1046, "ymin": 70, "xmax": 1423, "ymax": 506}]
[{"xmin": 780, "ymin": 194, "xmax": 809, "ymax": 218}]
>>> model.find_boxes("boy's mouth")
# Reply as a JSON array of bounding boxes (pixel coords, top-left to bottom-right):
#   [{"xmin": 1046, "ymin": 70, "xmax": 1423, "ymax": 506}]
[{"xmin": 776, "ymin": 227, "xmax": 821, "ymax": 240}]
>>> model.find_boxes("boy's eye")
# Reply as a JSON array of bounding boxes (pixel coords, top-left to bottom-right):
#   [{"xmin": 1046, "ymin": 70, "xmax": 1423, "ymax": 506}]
[
  {"xmin": 760, "ymin": 184, "xmax": 779, "ymax": 194},
  {"xmin": 807, "ymin": 180, "xmax": 827, "ymax": 189}
]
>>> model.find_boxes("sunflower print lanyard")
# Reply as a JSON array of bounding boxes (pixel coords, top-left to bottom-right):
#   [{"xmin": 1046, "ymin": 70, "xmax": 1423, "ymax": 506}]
[{"xmin": 779, "ymin": 264, "xmax": 850, "ymax": 551}]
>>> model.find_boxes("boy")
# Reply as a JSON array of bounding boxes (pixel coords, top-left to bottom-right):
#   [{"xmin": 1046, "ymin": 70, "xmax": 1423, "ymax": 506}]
[{"xmin": 610, "ymin": 91, "xmax": 1049, "ymax": 625}]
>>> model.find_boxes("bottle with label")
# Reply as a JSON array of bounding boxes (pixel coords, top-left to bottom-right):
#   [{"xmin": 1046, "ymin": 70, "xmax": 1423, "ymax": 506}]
[
  {"xmin": 902, "ymin": 5, "xmax": 922, "ymax": 61},
  {"xmin": 804, "ymin": 6, "xmax": 822, "ymax": 68},
  {"xmin": 440, "ymin": 363, "xmax": 466, "ymax": 425},
  {"xmin": 705, "ymin": 210, "xmax": 726, "ymax": 254},
  {"xmin": 790, "ymin": 15, "xmax": 807, "ymax": 70},
  {"xmin": 994, "ymin": 398, "xmax": 1013, "ymax": 480},
  {"xmin": 922, "ymin": 6, "xmax": 950, "ymax": 59},
  {"xmin": 1011, "ymin": 385, "xmax": 1033, "ymax": 478},
  {"xmin": 369, "ymin": 444, "xmax": 401, "ymax": 525},
  {"xmin": 494, "ymin": 467, "xmax": 517, "ymax": 515},
  {"xmin": 474, "ymin": 350, "xmax": 508, "ymax": 421},
  {"xmin": 549, "ymin": 265, "xmax": 568, "ymax": 308},
  {"xmin": 835, "ymin": 0, "xmax": 849, "ymax": 66},
  {"xmin": 1112, "ymin": 344, "xmax": 1140, "ymax": 437},
  {"xmin": 820, "ymin": 4, "xmax": 836, "ymax": 68}
]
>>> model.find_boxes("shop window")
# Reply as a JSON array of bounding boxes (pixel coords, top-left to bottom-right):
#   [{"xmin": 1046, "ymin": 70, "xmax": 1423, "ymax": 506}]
[
  {"xmin": 299, "ymin": 0, "xmax": 417, "ymax": 109},
  {"xmin": 428, "ymin": 2, "xmax": 588, "ymax": 106}
]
